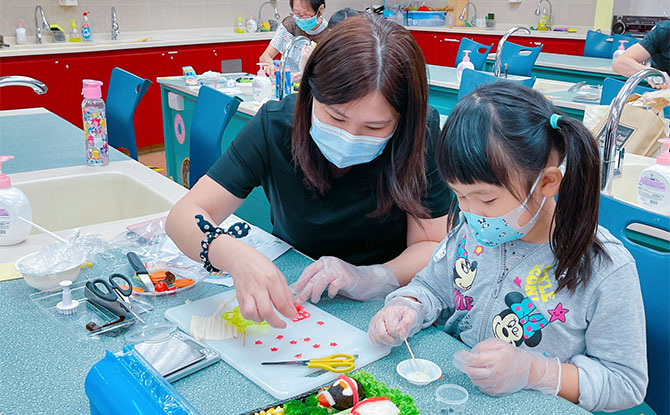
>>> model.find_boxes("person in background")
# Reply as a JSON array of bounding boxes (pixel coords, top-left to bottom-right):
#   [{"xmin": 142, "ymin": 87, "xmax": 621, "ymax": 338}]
[
  {"xmin": 259, "ymin": 0, "xmax": 329, "ymax": 76},
  {"xmin": 167, "ymin": 15, "xmax": 452, "ymax": 329},
  {"xmin": 368, "ymin": 82, "xmax": 647, "ymax": 412},
  {"xmin": 613, "ymin": 21, "xmax": 670, "ymax": 89},
  {"xmin": 329, "ymin": 7, "xmax": 361, "ymax": 27}
]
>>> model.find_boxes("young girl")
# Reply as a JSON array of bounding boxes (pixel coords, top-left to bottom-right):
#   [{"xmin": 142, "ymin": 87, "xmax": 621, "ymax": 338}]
[{"xmin": 367, "ymin": 82, "xmax": 648, "ymax": 412}]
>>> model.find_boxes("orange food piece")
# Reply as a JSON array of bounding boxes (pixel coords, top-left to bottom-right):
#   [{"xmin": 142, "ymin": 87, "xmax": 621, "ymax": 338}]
[
  {"xmin": 119, "ymin": 285, "xmax": 145, "ymax": 293},
  {"xmin": 173, "ymin": 278, "xmax": 194, "ymax": 288},
  {"xmin": 150, "ymin": 270, "xmax": 169, "ymax": 282}
]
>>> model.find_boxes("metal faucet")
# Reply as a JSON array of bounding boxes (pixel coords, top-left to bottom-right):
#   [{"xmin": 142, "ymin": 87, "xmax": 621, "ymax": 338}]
[
  {"xmin": 493, "ymin": 26, "xmax": 531, "ymax": 77},
  {"xmin": 258, "ymin": 1, "xmax": 281, "ymax": 30},
  {"xmin": 34, "ymin": 5, "xmax": 51, "ymax": 44},
  {"xmin": 0, "ymin": 76, "xmax": 48, "ymax": 94},
  {"xmin": 458, "ymin": 1, "xmax": 477, "ymax": 25},
  {"xmin": 278, "ymin": 35, "xmax": 310, "ymax": 100},
  {"xmin": 111, "ymin": 6, "xmax": 120, "ymax": 40},
  {"xmin": 535, "ymin": 0, "xmax": 553, "ymax": 30},
  {"xmin": 601, "ymin": 67, "xmax": 665, "ymax": 195}
]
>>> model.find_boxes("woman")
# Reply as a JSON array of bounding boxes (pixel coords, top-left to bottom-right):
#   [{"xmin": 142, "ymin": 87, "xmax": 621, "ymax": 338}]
[
  {"xmin": 612, "ymin": 21, "xmax": 670, "ymax": 89},
  {"xmin": 166, "ymin": 15, "xmax": 452, "ymax": 329},
  {"xmin": 259, "ymin": 0, "xmax": 329, "ymax": 75}
]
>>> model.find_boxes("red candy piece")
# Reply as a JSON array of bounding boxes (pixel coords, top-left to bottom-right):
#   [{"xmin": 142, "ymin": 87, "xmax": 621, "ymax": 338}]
[
  {"xmin": 304, "ymin": 337, "xmax": 311, "ymax": 342},
  {"xmin": 276, "ymin": 335, "xmax": 284, "ymax": 340},
  {"xmin": 255, "ymin": 340, "xmax": 263, "ymax": 345},
  {"xmin": 330, "ymin": 342, "xmax": 337, "ymax": 347},
  {"xmin": 295, "ymin": 353, "xmax": 302, "ymax": 358},
  {"xmin": 270, "ymin": 347, "xmax": 278, "ymax": 352},
  {"xmin": 290, "ymin": 340, "xmax": 297, "ymax": 345},
  {"xmin": 317, "ymin": 321, "xmax": 325, "ymax": 326},
  {"xmin": 154, "ymin": 281, "xmax": 168, "ymax": 292},
  {"xmin": 313, "ymin": 344, "xmax": 320, "ymax": 349}
]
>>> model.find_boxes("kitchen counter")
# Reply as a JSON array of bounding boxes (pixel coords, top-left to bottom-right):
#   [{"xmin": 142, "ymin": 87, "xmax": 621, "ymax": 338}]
[
  {"xmin": 0, "ymin": 108, "xmax": 589, "ymax": 415},
  {"xmin": 408, "ymin": 24, "xmax": 591, "ymax": 40},
  {"xmin": 486, "ymin": 51, "xmax": 616, "ymax": 75},
  {"xmin": 0, "ymin": 28, "xmax": 275, "ymax": 58}
]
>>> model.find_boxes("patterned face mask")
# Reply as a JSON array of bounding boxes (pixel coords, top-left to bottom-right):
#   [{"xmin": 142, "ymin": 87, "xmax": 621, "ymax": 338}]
[{"xmin": 463, "ymin": 172, "xmax": 547, "ymax": 247}]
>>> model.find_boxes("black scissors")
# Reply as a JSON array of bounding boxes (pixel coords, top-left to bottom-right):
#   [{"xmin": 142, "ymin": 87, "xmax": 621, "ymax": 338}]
[{"xmin": 85, "ymin": 273, "xmax": 144, "ymax": 323}]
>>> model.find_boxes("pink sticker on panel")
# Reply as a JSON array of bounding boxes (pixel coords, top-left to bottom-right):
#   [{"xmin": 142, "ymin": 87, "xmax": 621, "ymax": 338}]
[{"xmin": 174, "ymin": 113, "xmax": 186, "ymax": 145}]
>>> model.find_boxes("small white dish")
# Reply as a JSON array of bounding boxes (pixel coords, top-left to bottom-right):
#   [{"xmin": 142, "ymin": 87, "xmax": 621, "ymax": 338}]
[
  {"xmin": 14, "ymin": 252, "xmax": 84, "ymax": 291},
  {"xmin": 396, "ymin": 358, "xmax": 442, "ymax": 386}
]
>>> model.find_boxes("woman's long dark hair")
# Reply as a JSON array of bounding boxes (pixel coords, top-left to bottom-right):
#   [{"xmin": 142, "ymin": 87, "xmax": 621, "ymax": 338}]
[
  {"xmin": 292, "ymin": 14, "xmax": 430, "ymax": 219},
  {"xmin": 437, "ymin": 81, "xmax": 607, "ymax": 292}
]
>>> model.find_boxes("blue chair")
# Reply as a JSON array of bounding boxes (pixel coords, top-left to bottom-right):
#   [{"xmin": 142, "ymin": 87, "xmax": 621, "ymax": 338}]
[
  {"xmin": 458, "ymin": 68, "xmax": 537, "ymax": 100},
  {"xmin": 188, "ymin": 86, "xmax": 242, "ymax": 188},
  {"xmin": 455, "ymin": 38, "xmax": 493, "ymax": 70},
  {"xmin": 106, "ymin": 67, "xmax": 152, "ymax": 160},
  {"xmin": 598, "ymin": 195, "xmax": 670, "ymax": 415},
  {"xmin": 584, "ymin": 30, "xmax": 615, "ymax": 58},
  {"xmin": 497, "ymin": 42, "xmax": 543, "ymax": 77}
]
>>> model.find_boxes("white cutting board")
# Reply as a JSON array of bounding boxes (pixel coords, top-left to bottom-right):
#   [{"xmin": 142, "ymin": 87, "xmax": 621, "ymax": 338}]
[{"xmin": 165, "ymin": 291, "xmax": 391, "ymax": 399}]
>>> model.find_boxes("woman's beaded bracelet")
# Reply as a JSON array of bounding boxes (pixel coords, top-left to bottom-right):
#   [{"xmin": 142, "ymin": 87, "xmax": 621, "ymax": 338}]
[{"xmin": 195, "ymin": 214, "xmax": 251, "ymax": 272}]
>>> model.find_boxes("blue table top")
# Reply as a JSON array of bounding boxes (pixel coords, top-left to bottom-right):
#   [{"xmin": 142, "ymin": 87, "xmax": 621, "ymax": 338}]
[
  {"xmin": 0, "ymin": 111, "xmax": 589, "ymax": 414},
  {"xmin": 0, "ymin": 110, "xmax": 128, "ymax": 174},
  {"xmin": 485, "ymin": 52, "xmax": 616, "ymax": 75}
]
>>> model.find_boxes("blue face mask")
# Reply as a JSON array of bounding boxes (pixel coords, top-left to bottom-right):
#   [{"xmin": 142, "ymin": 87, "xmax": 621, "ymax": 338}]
[
  {"xmin": 309, "ymin": 110, "xmax": 396, "ymax": 169},
  {"xmin": 294, "ymin": 13, "xmax": 322, "ymax": 33},
  {"xmin": 463, "ymin": 173, "xmax": 547, "ymax": 247}
]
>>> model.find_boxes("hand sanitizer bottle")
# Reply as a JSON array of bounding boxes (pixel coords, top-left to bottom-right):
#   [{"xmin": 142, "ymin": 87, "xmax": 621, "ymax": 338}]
[
  {"xmin": 456, "ymin": 50, "xmax": 475, "ymax": 83},
  {"xmin": 638, "ymin": 138, "xmax": 670, "ymax": 215},
  {"xmin": 16, "ymin": 20, "xmax": 27, "ymax": 45},
  {"xmin": 81, "ymin": 80, "xmax": 109, "ymax": 167},
  {"xmin": 612, "ymin": 40, "xmax": 628, "ymax": 60},
  {"xmin": 0, "ymin": 156, "xmax": 32, "ymax": 246},
  {"xmin": 252, "ymin": 63, "xmax": 273, "ymax": 102}
]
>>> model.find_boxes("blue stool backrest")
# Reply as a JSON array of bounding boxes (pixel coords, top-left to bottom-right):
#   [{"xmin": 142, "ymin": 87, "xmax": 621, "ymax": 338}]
[
  {"xmin": 598, "ymin": 195, "xmax": 670, "ymax": 415},
  {"xmin": 458, "ymin": 68, "xmax": 536, "ymax": 100},
  {"xmin": 498, "ymin": 41, "xmax": 543, "ymax": 77},
  {"xmin": 584, "ymin": 30, "xmax": 615, "ymax": 58},
  {"xmin": 189, "ymin": 86, "xmax": 242, "ymax": 188},
  {"xmin": 106, "ymin": 67, "xmax": 152, "ymax": 160},
  {"xmin": 455, "ymin": 38, "xmax": 493, "ymax": 70}
]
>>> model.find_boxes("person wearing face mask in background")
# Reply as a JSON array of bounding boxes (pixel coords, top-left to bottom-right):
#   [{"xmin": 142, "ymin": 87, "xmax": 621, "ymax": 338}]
[
  {"xmin": 367, "ymin": 82, "xmax": 647, "ymax": 412},
  {"xmin": 259, "ymin": 0, "xmax": 329, "ymax": 77},
  {"xmin": 167, "ymin": 16, "xmax": 452, "ymax": 329}
]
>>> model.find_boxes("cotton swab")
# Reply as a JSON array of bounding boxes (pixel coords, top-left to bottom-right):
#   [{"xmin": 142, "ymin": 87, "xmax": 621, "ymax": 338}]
[
  {"xmin": 17, "ymin": 216, "xmax": 68, "ymax": 243},
  {"xmin": 404, "ymin": 338, "xmax": 421, "ymax": 372}
]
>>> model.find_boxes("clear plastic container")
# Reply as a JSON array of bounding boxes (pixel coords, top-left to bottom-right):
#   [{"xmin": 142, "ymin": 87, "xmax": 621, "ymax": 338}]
[
  {"xmin": 82, "ymin": 80, "xmax": 109, "ymax": 167},
  {"xmin": 435, "ymin": 384, "xmax": 469, "ymax": 415}
]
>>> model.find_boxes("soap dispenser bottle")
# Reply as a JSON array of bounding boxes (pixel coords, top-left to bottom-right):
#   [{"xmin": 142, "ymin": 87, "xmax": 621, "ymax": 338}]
[
  {"xmin": 82, "ymin": 12, "xmax": 92, "ymax": 41},
  {"xmin": 235, "ymin": 15, "xmax": 246, "ymax": 33},
  {"xmin": 612, "ymin": 40, "xmax": 628, "ymax": 60},
  {"xmin": 0, "ymin": 156, "xmax": 33, "ymax": 246},
  {"xmin": 252, "ymin": 63, "xmax": 273, "ymax": 102},
  {"xmin": 82, "ymin": 80, "xmax": 109, "ymax": 167},
  {"xmin": 456, "ymin": 50, "xmax": 475, "ymax": 83},
  {"xmin": 69, "ymin": 19, "xmax": 81, "ymax": 42},
  {"xmin": 638, "ymin": 138, "xmax": 670, "ymax": 215},
  {"xmin": 16, "ymin": 20, "xmax": 27, "ymax": 45}
]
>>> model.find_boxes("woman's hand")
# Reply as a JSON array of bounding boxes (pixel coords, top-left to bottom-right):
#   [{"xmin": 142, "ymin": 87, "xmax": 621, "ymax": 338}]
[
  {"xmin": 290, "ymin": 257, "xmax": 399, "ymax": 303},
  {"xmin": 452, "ymin": 338, "xmax": 561, "ymax": 396},
  {"xmin": 367, "ymin": 297, "xmax": 423, "ymax": 347},
  {"xmin": 210, "ymin": 236, "xmax": 297, "ymax": 328}
]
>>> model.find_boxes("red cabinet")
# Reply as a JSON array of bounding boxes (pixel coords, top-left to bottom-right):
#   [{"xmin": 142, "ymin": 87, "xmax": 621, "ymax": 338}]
[
  {"xmin": 0, "ymin": 39, "xmax": 271, "ymax": 149},
  {"xmin": 435, "ymin": 34, "xmax": 463, "ymax": 67},
  {"xmin": 410, "ymin": 31, "xmax": 437, "ymax": 64}
]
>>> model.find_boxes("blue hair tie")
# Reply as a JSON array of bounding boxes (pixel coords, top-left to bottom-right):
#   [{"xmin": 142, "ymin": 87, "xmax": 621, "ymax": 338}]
[{"xmin": 550, "ymin": 114, "xmax": 562, "ymax": 129}]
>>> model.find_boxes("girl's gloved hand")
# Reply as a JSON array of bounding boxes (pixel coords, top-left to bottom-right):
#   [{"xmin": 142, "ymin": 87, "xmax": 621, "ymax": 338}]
[
  {"xmin": 452, "ymin": 338, "xmax": 561, "ymax": 396},
  {"xmin": 367, "ymin": 297, "xmax": 423, "ymax": 347},
  {"xmin": 290, "ymin": 256, "xmax": 399, "ymax": 303}
]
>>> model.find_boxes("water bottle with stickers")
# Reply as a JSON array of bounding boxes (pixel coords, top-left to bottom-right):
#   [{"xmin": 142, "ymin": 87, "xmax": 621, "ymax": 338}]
[{"xmin": 81, "ymin": 80, "xmax": 109, "ymax": 167}]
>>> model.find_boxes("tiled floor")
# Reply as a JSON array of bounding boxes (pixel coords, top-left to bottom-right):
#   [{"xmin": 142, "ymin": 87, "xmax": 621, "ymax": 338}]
[{"xmin": 138, "ymin": 150, "xmax": 168, "ymax": 176}]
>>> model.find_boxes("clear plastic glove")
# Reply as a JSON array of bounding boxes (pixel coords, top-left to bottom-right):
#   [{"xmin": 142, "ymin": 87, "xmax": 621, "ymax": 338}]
[
  {"xmin": 367, "ymin": 297, "xmax": 423, "ymax": 347},
  {"xmin": 291, "ymin": 256, "xmax": 399, "ymax": 303},
  {"xmin": 452, "ymin": 338, "xmax": 561, "ymax": 396}
]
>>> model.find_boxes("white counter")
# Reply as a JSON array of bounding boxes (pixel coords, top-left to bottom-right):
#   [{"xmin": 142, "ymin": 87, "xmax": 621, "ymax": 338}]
[
  {"xmin": 407, "ymin": 25, "xmax": 591, "ymax": 40},
  {"xmin": 0, "ymin": 28, "xmax": 274, "ymax": 58}
]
